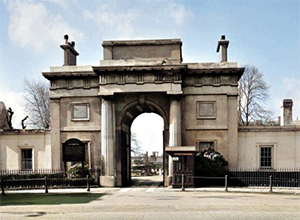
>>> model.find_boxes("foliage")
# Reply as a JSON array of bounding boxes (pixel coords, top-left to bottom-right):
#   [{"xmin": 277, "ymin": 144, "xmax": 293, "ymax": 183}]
[
  {"xmin": 238, "ymin": 65, "xmax": 273, "ymax": 126},
  {"xmin": 194, "ymin": 148, "xmax": 228, "ymax": 177},
  {"xmin": 0, "ymin": 173, "xmax": 64, "ymax": 180},
  {"xmin": 24, "ymin": 78, "xmax": 50, "ymax": 129},
  {"xmin": 67, "ymin": 164, "xmax": 91, "ymax": 178},
  {"xmin": 133, "ymin": 159, "xmax": 144, "ymax": 165}
]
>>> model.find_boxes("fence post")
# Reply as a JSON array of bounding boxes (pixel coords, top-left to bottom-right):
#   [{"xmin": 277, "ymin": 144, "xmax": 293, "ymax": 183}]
[
  {"xmin": 181, "ymin": 174, "xmax": 185, "ymax": 191},
  {"xmin": 87, "ymin": 175, "xmax": 90, "ymax": 192},
  {"xmin": 269, "ymin": 175, "xmax": 273, "ymax": 193},
  {"xmin": 225, "ymin": 175, "xmax": 228, "ymax": 192},
  {"xmin": 45, "ymin": 177, "xmax": 49, "ymax": 194},
  {"xmin": 1, "ymin": 179, "xmax": 5, "ymax": 196}
]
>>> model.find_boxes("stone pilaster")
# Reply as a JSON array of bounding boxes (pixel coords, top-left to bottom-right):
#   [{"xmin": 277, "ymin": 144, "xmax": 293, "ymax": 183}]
[
  {"xmin": 50, "ymin": 99, "xmax": 61, "ymax": 169},
  {"xmin": 100, "ymin": 96, "xmax": 116, "ymax": 186},
  {"xmin": 168, "ymin": 95, "xmax": 182, "ymax": 184},
  {"xmin": 227, "ymin": 95, "xmax": 238, "ymax": 168}
]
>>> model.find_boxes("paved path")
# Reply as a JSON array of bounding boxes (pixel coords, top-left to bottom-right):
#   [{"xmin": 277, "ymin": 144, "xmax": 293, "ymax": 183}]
[{"xmin": 1, "ymin": 176, "xmax": 299, "ymax": 220}]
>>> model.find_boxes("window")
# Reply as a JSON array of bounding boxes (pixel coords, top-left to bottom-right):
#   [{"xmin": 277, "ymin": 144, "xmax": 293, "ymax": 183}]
[
  {"xmin": 21, "ymin": 149, "xmax": 32, "ymax": 170},
  {"xmin": 72, "ymin": 104, "xmax": 90, "ymax": 121},
  {"xmin": 197, "ymin": 101, "xmax": 216, "ymax": 119},
  {"xmin": 199, "ymin": 142, "xmax": 214, "ymax": 151},
  {"xmin": 260, "ymin": 146, "xmax": 272, "ymax": 168}
]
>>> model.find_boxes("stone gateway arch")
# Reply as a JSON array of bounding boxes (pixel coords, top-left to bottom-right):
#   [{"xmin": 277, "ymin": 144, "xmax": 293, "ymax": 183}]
[{"xmin": 43, "ymin": 35, "xmax": 244, "ymax": 187}]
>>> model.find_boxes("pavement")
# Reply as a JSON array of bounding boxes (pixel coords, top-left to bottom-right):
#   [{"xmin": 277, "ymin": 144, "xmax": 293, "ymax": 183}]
[{"xmin": 0, "ymin": 176, "xmax": 299, "ymax": 220}]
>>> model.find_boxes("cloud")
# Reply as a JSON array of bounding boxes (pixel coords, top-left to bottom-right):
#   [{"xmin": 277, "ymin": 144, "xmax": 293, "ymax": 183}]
[
  {"xmin": 82, "ymin": 0, "xmax": 193, "ymax": 39},
  {"xmin": 42, "ymin": 0, "xmax": 69, "ymax": 9},
  {"xmin": 282, "ymin": 77, "xmax": 300, "ymax": 118},
  {"xmin": 83, "ymin": 4, "xmax": 139, "ymax": 39},
  {"xmin": 167, "ymin": 1, "xmax": 193, "ymax": 26},
  {"xmin": 5, "ymin": 0, "xmax": 83, "ymax": 53},
  {"xmin": 271, "ymin": 77, "xmax": 300, "ymax": 119}
]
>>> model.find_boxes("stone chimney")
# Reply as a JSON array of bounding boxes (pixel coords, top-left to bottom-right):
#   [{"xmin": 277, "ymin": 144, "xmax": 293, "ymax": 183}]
[
  {"xmin": 283, "ymin": 99, "xmax": 293, "ymax": 125},
  {"xmin": 216, "ymin": 35, "xmax": 229, "ymax": 62},
  {"xmin": 60, "ymin": 34, "xmax": 79, "ymax": 66}
]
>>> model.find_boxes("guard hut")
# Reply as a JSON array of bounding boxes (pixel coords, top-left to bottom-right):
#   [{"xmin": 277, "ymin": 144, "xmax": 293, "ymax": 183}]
[{"xmin": 165, "ymin": 146, "xmax": 196, "ymax": 188}]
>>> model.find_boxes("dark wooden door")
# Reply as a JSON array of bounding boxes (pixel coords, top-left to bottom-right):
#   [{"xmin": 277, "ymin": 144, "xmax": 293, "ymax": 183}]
[{"xmin": 172, "ymin": 155, "xmax": 194, "ymax": 187}]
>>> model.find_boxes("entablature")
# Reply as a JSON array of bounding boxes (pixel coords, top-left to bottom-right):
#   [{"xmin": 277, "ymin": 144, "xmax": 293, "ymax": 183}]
[
  {"xmin": 183, "ymin": 66, "xmax": 244, "ymax": 87},
  {"xmin": 238, "ymin": 126, "xmax": 300, "ymax": 132},
  {"xmin": 42, "ymin": 66, "xmax": 95, "ymax": 80},
  {"xmin": 94, "ymin": 64, "xmax": 185, "ymax": 96}
]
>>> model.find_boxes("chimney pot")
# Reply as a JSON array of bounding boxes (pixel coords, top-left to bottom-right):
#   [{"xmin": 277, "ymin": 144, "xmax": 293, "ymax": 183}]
[
  {"xmin": 216, "ymin": 35, "xmax": 229, "ymax": 62},
  {"xmin": 283, "ymin": 99, "xmax": 293, "ymax": 125},
  {"xmin": 60, "ymin": 35, "xmax": 79, "ymax": 66},
  {"xmin": 64, "ymin": 34, "xmax": 69, "ymax": 44}
]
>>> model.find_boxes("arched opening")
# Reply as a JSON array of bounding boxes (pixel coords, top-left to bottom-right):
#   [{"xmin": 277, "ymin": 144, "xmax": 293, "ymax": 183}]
[
  {"xmin": 115, "ymin": 98, "xmax": 169, "ymax": 187},
  {"xmin": 131, "ymin": 113, "xmax": 164, "ymax": 186}
]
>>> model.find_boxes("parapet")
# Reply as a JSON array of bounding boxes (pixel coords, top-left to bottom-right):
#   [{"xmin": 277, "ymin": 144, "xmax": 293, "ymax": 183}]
[{"xmin": 101, "ymin": 39, "xmax": 182, "ymax": 65}]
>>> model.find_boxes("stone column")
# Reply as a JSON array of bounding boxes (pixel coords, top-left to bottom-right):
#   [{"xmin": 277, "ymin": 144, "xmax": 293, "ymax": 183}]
[
  {"xmin": 100, "ymin": 96, "xmax": 115, "ymax": 186},
  {"xmin": 168, "ymin": 95, "xmax": 182, "ymax": 184}
]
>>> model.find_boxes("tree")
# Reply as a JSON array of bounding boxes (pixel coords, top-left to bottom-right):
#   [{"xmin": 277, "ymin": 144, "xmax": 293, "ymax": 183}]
[
  {"xmin": 238, "ymin": 65, "xmax": 272, "ymax": 126},
  {"xmin": 24, "ymin": 78, "xmax": 50, "ymax": 129},
  {"xmin": 131, "ymin": 132, "xmax": 143, "ymax": 156}
]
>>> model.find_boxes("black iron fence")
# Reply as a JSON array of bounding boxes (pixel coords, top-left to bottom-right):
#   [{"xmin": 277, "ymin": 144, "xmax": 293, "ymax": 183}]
[
  {"xmin": 0, "ymin": 169, "xmax": 65, "ymax": 179},
  {"xmin": 174, "ymin": 168, "xmax": 300, "ymax": 189},
  {"xmin": 229, "ymin": 168, "xmax": 300, "ymax": 187},
  {"xmin": 0, "ymin": 169, "xmax": 100, "ymax": 194}
]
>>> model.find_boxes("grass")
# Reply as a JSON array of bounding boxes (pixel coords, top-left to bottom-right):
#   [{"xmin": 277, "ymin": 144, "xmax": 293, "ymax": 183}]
[{"xmin": 0, "ymin": 192, "xmax": 104, "ymax": 206}]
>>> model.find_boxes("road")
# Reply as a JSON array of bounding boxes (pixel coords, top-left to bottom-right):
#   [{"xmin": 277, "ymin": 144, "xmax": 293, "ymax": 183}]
[{"xmin": 0, "ymin": 176, "xmax": 299, "ymax": 220}]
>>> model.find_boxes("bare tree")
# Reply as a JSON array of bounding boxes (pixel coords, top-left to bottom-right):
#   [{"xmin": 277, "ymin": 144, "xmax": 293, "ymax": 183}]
[
  {"xmin": 24, "ymin": 78, "xmax": 50, "ymax": 129},
  {"xmin": 238, "ymin": 65, "xmax": 272, "ymax": 126},
  {"xmin": 131, "ymin": 132, "xmax": 143, "ymax": 156}
]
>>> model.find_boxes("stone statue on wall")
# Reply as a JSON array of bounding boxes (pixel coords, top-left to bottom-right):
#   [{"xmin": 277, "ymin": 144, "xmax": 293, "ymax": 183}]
[
  {"xmin": 21, "ymin": 116, "xmax": 28, "ymax": 129},
  {"xmin": 6, "ymin": 107, "xmax": 14, "ymax": 130},
  {"xmin": 0, "ymin": 102, "xmax": 9, "ymax": 130}
]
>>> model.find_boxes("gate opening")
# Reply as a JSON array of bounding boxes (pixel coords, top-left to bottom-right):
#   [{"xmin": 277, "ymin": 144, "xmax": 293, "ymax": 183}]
[{"xmin": 130, "ymin": 113, "xmax": 164, "ymax": 186}]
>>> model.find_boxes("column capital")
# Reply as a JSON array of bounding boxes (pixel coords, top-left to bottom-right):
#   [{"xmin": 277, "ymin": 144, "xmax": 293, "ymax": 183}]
[
  {"xmin": 100, "ymin": 95, "xmax": 114, "ymax": 101},
  {"xmin": 169, "ymin": 94, "xmax": 182, "ymax": 101}
]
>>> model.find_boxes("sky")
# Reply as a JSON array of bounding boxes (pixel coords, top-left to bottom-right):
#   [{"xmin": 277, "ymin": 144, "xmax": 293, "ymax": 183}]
[{"xmin": 0, "ymin": 0, "xmax": 299, "ymax": 154}]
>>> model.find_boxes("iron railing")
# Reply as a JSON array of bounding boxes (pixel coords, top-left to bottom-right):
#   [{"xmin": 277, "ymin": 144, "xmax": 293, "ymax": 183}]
[
  {"xmin": 173, "ymin": 168, "xmax": 300, "ymax": 188},
  {"xmin": 0, "ymin": 169, "xmax": 100, "ymax": 194},
  {"xmin": 229, "ymin": 168, "xmax": 300, "ymax": 187}
]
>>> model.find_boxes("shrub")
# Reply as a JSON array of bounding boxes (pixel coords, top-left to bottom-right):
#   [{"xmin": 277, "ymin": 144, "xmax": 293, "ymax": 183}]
[
  {"xmin": 67, "ymin": 164, "xmax": 90, "ymax": 178},
  {"xmin": 194, "ymin": 148, "xmax": 228, "ymax": 177}
]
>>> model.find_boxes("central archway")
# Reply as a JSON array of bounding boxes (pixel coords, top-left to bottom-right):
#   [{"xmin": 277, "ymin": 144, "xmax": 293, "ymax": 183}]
[
  {"xmin": 116, "ymin": 99, "xmax": 169, "ymax": 186},
  {"xmin": 131, "ymin": 113, "xmax": 164, "ymax": 185}
]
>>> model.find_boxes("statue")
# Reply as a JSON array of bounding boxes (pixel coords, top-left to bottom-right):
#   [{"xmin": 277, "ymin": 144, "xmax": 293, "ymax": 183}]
[
  {"xmin": 21, "ymin": 116, "xmax": 29, "ymax": 129},
  {"xmin": 6, "ymin": 107, "xmax": 14, "ymax": 130},
  {"xmin": 0, "ymin": 102, "xmax": 9, "ymax": 129}
]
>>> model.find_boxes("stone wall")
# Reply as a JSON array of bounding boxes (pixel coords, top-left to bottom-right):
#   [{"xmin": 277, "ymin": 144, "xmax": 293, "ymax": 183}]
[
  {"xmin": 0, "ymin": 130, "xmax": 51, "ymax": 170},
  {"xmin": 238, "ymin": 127, "xmax": 300, "ymax": 169}
]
